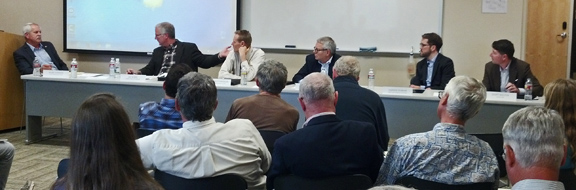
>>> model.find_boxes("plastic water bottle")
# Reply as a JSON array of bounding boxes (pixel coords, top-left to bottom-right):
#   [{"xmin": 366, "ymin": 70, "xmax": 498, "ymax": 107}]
[
  {"xmin": 109, "ymin": 58, "xmax": 116, "ymax": 78},
  {"xmin": 407, "ymin": 46, "xmax": 416, "ymax": 78},
  {"xmin": 241, "ymin": 66, "xmax": 247, "ymax": 85},
  {"xmin": 115, "ymin": 58, "xmax": 121, "ymax": 76},
  {"xmin": 33, "ymin": 57, "xmax": 41, "ymax": 76},
  {"xmin": 524, "ymin": 78, "xmax": 533, "ymax": 100},
  {"xmin": 70, "ymin": 58, "xmax": 78, "ymax": 78},
  {"xmin": 368, "ymin": 68, "xmax": 375, "ymax": 89}
]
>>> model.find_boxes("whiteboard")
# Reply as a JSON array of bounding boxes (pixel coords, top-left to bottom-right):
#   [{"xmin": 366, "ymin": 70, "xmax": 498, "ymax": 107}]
[{"xmin": 243, "ymin": 0, "xmax": 443, "ymax": 53}]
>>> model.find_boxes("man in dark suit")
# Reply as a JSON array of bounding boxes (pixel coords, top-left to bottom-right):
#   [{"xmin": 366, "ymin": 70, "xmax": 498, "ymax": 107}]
[
  {"xmin": 13, "ymin": 23, "xmax": 69, "ymax": 75},
  {"xmin": 267, "ymin": 73, "xmax": 383, "ymax": 190},
  {"xmin": 332, "ymin": 56, "xmax": 389, "ymax": 150},
  {"xmin": 126, "ymin": 22, "xmax": 230, "ymax": 75},
  {"xmin": 291, "ymin": 36, "xmax": 341, "ymax": 83},
  {"xmin": 410, "ymin": 32, "xmax": 455, "ymax": 90},
  {"xmin": 482, "ymin": 39, "xmax": 543, "ymax": 97}
]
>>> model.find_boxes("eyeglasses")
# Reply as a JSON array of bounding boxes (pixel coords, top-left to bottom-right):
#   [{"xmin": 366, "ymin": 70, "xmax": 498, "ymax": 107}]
[
  {"xmin": 420, "ymin": 43, "xmax": 430, "ymax": 47},
  {"xmin": 437, "ymin": 91, "xmax": 444, "ymax": 99},
  {"xmin": 313, "ymin": 47, "xmax": 327, "ymax": 52},
  {"xmin": 155, "ymin": 33, "xmax": 164, "ymax": 38}
]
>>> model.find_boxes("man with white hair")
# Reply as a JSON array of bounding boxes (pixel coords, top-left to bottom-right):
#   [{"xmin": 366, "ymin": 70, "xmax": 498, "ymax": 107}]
[
  {"xmin": 332, "ymin": 56, "xmax": 389, "ymax": 150},
  {"xmin": 14, "ymin": 23, "xmax": 69, "ymax": 75},
  {"xmin": 375, "ymin": 76, "xmax": 498, "ymax": 187},
  {"xmin": 266, "ymin": 73, "xmax": 382, "ymax": 190},
  {"xmin": 502, "ymin": 106, "xmax": 566, "ymax": 190}
]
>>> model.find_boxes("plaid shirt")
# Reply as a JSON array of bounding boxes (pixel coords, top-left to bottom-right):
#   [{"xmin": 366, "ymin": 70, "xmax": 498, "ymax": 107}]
[{"xmin": 138, "ymin": 98, "xmax": 183, "ymax": 130}]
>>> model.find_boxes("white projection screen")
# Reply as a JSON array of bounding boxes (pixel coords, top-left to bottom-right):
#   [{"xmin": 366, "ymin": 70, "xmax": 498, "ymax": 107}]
[{"xmin": 64, "ymin": 0, "xmax": 237, "ymax": 55}]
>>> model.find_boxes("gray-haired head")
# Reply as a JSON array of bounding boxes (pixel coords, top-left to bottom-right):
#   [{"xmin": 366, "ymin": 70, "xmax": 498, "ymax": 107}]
[
  {"xmin": 156, "ymin": 22, "xmax": 175, "ymax": 39},
  {"xmin": 299, "ymin": 72, "xmax": 335, "ymax": 104},
  {"xmin": 22, "ymin": 23, "xmax": 39, "ymax": 35},
  {"xmin": 443, "ymin": 76, "xmax": 486, "ymax": 121},
  {"xmin": 502, "ymin": 106, "xmax": 565, "ymax": 168},
  {"xmin": 256, "ymin": 59, "xmax": 287, "ymax": 94},
  {"xmin": 317, "ymin": 36, "xmax": 337, "ymax": 55},
  {"xmin": 333, "ymin": 56, "xmax": 361, "ymax": 78},
  {"xmin": 176, "ymin": 72, "xmax": 217, "ymax": 121}
]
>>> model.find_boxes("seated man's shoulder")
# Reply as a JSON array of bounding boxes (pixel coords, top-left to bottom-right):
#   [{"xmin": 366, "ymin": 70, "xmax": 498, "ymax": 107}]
[
  {"xmin": 224, "ymin": 118, "xmax": 256, "ymax": 130},
  {"xmin": 139, "ymin": 101, "xmax": 159, "ymax": 111},
  {"xmin": 394, "ymin": 131, "xmax": 433, "ymax": 147}
]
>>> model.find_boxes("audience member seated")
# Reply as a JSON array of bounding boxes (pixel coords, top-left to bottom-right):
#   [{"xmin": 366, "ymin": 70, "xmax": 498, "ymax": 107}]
[
  {"xmin": 13, "ymin": 23, "xmax": 69, "ymax": 75},
  {"xmin": 51, "ymin": 93, "xmax": 162, "ymax": 190},
  {"xmin": 267, "ymin": 73, "xmax": 383, "ymax": 190},
  {"xmin": 482, "ymin": 39, "xmax": 543, "ymax": 97},
  {"xmin": 409, "ymin": 32, "xmax": 455, "ymax": 90},
  {"xmin": 544, "ymin": 79, "xmax": 576, "ymax": 189},
  {"xmin": 139, "ymin": 63, "xmax": 192, "ymax": 130},
  {"xmin": 137, "ymin": 72, "xmax": 270, "ymax": 190},
  {"xmin": 292, "ymin": 36, "xmax": 341, "ymax": 83},
  {"xmin": 218, "ymin": 30, "xmax": 265, "ymax": 81},
  {"xmin": 226, "ymin": 59, "xmax": 299, "ymax": 133},
  {"xmin": 0, "ymin": 140, "xmax": 14, "ymax": 190},
  {"xmin": 502, "ymin": 106, "xmax": 566, "ymax": 190},
  {"xmin": 332, "ymin": 56, "xmax": 389, "ymax": 150},
  {"xmin": 375, "ymin": 76, "xmax": 498, "ymax": 187}
]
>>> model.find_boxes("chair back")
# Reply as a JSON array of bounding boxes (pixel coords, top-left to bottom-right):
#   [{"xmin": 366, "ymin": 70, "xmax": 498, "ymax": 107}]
[
  {"xmin": 258, "ymin": 130, "xmax": 286, "ymax": 153},
  {"xmin": 274, "ymin": 174, "xmax": 373, "ymax": 190},
  {"xmin": 470, "ymin": 133, "xmax": 506, "ymax": 177},
  {"xmin": 57, "ymin": 158, "xmax": 69, "ymax": 179},
  {"xmin": 394, "ymin": 176, "xmax": 495, "ymax": 190},
  {"xmin": 154, "ymin": 169, "xmax": 247, "ymax": 190}
]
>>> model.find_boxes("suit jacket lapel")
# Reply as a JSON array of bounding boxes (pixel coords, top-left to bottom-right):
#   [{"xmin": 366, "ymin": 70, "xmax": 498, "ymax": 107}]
[
  {"xmin": 508, "ymin": 59, "xmax": 518, "ymax": 84},
  {"xmin": 431, "ymin": 54, "xmax": 443, "ymax": 81},
  {"xmin": 173, "ymin": 42, "xmax": 183, "ymax": 63}
]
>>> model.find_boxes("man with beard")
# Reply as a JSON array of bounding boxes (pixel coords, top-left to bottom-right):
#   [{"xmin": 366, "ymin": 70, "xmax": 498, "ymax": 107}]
[{"xmin": 409, "ymin": 33, "xmax": 455, "ymax": 90}]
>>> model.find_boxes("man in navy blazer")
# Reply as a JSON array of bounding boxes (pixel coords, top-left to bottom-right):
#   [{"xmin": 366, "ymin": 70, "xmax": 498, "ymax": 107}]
[
  {"xmin": 13, "ymin": 23, "xmax": 68, "ymax": 75},
  {"xmin": 292, "ymin": 36, "xmax": 341, "ymax": 83},
  {"xmin": 267, "ymin": 73, "xmax": 383, "ymax": 190},
  {"xmin": 410, "ymin": 33, "xmax": 455, "ymax": 90}
]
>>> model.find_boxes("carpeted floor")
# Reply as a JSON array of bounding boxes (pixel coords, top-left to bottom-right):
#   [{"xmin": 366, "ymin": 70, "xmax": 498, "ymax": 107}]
[{"xmin": 0, "ymin": 117, "xmax": 71, "ymax": 190}]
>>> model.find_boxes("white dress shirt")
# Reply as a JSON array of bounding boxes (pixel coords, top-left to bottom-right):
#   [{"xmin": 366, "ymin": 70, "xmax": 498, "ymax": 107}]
[
  {"xmin": 218, "ymin": 48, "xmax": 266, "ymax": 81},
  {"xmin": 136, "ymin": 117, "xmax": 271, "ymax": 190}
]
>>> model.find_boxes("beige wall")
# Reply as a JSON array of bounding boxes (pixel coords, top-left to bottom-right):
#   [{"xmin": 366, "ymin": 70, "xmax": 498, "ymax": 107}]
[{"xmin": 0, "ymin": 0, "xmax": 527, "ymax": 87}]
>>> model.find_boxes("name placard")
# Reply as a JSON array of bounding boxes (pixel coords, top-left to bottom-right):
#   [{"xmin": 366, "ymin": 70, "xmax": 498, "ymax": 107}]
[
  {"xmin": 43, "ymin": 70, "xmax": 69, "ymax": 78},
  {"xmin": 213, "ymin": 79, "xmax": 232, "ymax": 87},
  {"xmin": 119, "ymin": 74, "xmax": 147, "ymax": 81},
  {"xmin": 486, "ymin": 92, "xmax": 517, "ymax": 101},
  {"xmin": 381, "ymin": 87, "xmax": 414, "ymax": 95}
]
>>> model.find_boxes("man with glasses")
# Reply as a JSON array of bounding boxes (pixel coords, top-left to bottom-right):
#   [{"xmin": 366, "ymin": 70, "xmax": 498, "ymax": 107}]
[
  {"xmin": 291, "ymin": 36, "xmax": 341, "ymax": 83},
  {"xmin": 502, "ymin": 106, "xmax": 565, "ymax": 189},
  {"xmin": 409, "ymin": 32, "xmax": 455, "ymax": 90},
  {"xmin": 376, "ymin": 76, "xmax": 498, "ymax": 187},
  {"xmin": 126, "ymin": 22, "xmax": 230, "ymax": 75}
]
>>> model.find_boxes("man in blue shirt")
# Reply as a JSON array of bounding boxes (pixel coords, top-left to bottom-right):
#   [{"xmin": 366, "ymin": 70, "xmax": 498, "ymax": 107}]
[
  {"xmin": 13, "ymin": 23, "xmax": 69, "ymax": 75},
  {"xmin": 139, "ymin": 63, "xmax": 192, "ymax": 130},
  {"xmin": 377, "ymin": 76, "xmax": 498, "ymax": 186},
  {"xmin": 291, "ymin": 36, "xmax": 341, "ymax": 83}
]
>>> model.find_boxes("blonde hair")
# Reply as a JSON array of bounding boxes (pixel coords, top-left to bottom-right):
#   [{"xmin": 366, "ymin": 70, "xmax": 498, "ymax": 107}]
[{"xmin": 544, "ymin": 78, "xmax": 576, "ymax": 163}]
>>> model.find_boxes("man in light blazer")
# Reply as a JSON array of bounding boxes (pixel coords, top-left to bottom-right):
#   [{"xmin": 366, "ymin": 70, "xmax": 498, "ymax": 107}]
[
  {"xmin": 410, "ymin": 32, "xmax": 455, "ymax": 90},
  {"xmin": 14, "ymin": 23, "xmax": 68, "ymax": 75}
]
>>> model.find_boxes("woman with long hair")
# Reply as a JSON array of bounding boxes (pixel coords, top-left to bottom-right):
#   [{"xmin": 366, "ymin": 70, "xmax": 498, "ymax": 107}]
[
  {"xmin": 52, "ymin": 93, "xmax": 163, "ymax": 190},
  {"xmin": 544, "ymin": 78, "xmax": 576, "ymax": 189}
]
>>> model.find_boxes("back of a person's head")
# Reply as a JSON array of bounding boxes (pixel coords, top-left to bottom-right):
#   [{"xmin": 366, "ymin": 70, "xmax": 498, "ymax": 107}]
[
  {"xmin": 164, "ymin": 63, "xmax": 193, "ymax": 98},
  {"xmin": 256, "ymin": 59, "xmax": 287, "ymax": 94},
  {"xmin": 421, "ymin": 32, "xmax": 443, "ymax": 51},
  {"xmin": 443, "ymin": 76, "xmax": 486, "ymax": 121},
  {"xmin": 176, "ymin": 72, "xmax": 217, "ymax": 121},
  {"xmin": 369, "ymin": 185, "xmax": 415, "ymax": 190},
  {"xmin": 545, "ymin": 78, "xmax": 576, "ymax": 162},
  {"xmin": 333, "ymin": 56, "xmax": 361, "ymax": 78},
  {"xmin": 57, "ymin": 93, "xmax": 162, "ymax": 190},
  {"xmin": 492, "ymin": 39, "xmax": 515, "ymax": 59},
  {"xmin": 299, "ymin": 72, "xmax": 335, "ymax": 104},
  {"xmin": 502, "ymin": 106, "xmax": 565, "ymax": 169}
]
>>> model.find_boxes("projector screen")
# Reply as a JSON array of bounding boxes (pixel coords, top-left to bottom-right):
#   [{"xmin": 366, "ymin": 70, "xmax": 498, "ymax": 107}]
[{"xmin": 64, "ymin": 0, "xmax": 237, "ymax": 55}]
